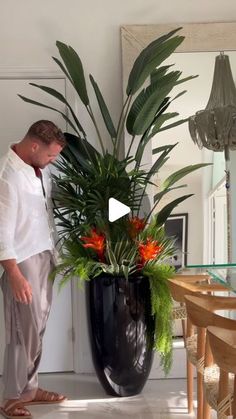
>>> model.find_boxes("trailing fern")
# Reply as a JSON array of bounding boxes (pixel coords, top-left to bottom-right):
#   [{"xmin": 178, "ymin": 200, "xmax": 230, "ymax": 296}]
[{"xmin": 143, "ymin": 263, "xmax": 175, "ymax": 374}]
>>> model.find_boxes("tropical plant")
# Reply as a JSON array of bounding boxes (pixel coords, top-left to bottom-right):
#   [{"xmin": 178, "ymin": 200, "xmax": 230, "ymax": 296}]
[{"xmin": 19, "ymin": 27, "xmax": 208, "ymax": 374}]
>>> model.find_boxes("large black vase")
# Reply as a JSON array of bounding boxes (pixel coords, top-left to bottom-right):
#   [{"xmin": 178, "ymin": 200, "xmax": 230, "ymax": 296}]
[{"xmin": 86, "ymin": 273, "xmax": 155, "ymax": 397}]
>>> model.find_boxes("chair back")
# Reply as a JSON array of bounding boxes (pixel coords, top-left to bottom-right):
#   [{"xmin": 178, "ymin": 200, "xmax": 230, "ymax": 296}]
[
  {"xmin": 174, "ymin": 274, "xmax": 211, "ymax": 283},
  {"xmin": 207, "ymin": 326, "xmax": 236, "ymax": 375},
  {"xmin": 169, "ymin": 278, "xmax": 229, "ymax": 304},
  {"xmin": 168, "ymin": 279, "xmax": 195, "ymax": 303},
  {"xmin": 184, "ymin": 294, "xmax": 236, "ymax": 329},
  {"xmin": 207, "ymin": 326, "xmax": 236, "ymax": 418}
]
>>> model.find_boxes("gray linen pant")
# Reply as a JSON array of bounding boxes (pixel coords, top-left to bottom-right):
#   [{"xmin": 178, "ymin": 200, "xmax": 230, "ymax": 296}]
[{"xmin": 1, "ymin": 250, "xmax": 54, "ymax": 400}]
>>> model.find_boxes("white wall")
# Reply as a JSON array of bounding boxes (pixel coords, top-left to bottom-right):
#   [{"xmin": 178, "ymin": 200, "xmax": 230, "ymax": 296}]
[
  {"xmin": 1, "ymin": 0, "xmax": 236, "ymax": 152},
  {"xmin": 1, "ymin": 0, "xmax": 236, "ymax": 373}
]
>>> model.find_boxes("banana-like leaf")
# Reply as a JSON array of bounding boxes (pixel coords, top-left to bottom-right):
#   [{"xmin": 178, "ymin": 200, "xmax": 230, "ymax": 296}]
[
  {"xmin": 154, "ymin": 184, "xmax": 187, "ymax": 203},
  {"xmin": 157, "ymin": 117, "xmax": 189, "ymax": 133},
  {"xmin": 149, "ymin": 70, "xmax": 182, "ymax": 90},
  {"xmin": 29, "ymin": 83, "xmax": 86, "ymax": 137},
  {"xmin": 155, "ymin": 194, "xmax": 194, "ymax": 226},
  {"xmin": 127, "ymin": 80, "xmax": 178, "ymax": 135},
  {"xmin": 175, "ymin": 74, "xmax": 198, "ymax": 86},
  {"xmin": 163, "ymin": 163, "xmax": 211, "ymax": 189},
  {"xmin": 62, "ymin": 133, "xmax": 99, "ymax": 172},
  {"xmin": 146, "ymin": 144, "xmax": 178, "ymax": 181},
  {"xmin": 52, "ymin": 56, "xmax": 73, "ymax": 84},
  {"xmin": 127, "ymin": 66, "xmax": 190, "ymax": 137},
  {"xmin": 150, "ymin": 91, "xmax": 189, "ymax": 137},
  {"xmin": 134, "ymin": 98, "xmax": 172, "ymax": 165},
  {"xmin": 127, "ymin": 27, "xmax": 183, "ymax": 95},
  {"xmin": 147, "ymin": 113, "xmax": 179, "ymax": 139},
  {"xmin": 89, "ymin": 75, "xmax": 117, "ymax": 139},
  {"xmin": 152, "ymin": 144, "xmax": 177, "ymax": 155},
  {"xmin": 150, "ymin": 65, "xmax": 174, "ymax": 84},
  {"xmin": 56, "ymin": 41, "xmax": 89, "ymax": 106},
  {"xmin": 18, "ymin": 94, "xmax": 80, "ymax": 135}
]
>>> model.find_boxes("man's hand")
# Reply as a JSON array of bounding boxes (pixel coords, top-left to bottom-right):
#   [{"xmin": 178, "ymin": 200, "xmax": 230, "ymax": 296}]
[
  {"xmin": 1, "ymin": 259, "xmax": 32, "ymax": 304},
  {"xmin": 8, "ymin": 274, "xmax": 32, "ymax": 304}
]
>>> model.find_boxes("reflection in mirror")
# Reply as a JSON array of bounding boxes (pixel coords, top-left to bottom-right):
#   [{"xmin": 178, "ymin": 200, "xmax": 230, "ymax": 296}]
[
  {"xmin": 121, "ymin": 24, "xmax": 236, "ymax": 266},
  {"xmin": 152, "ymin": 51, "xmax": 236, "ymax": 265}
]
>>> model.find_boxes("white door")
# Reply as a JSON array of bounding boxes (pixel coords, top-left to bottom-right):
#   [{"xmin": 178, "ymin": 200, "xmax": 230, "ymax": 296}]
[
  {"xmin": 0, "ymin": 75, "xmax": 74, "ymax": 373},
  {"xmin": 208, "ymin": 180, "xmax": 227, "ymax": 264}
]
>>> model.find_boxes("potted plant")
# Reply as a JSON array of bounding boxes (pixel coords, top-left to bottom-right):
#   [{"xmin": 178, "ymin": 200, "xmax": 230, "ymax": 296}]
[{"xmin": 19, "ymin": 27, "xmax": 207, "ymax": 397}]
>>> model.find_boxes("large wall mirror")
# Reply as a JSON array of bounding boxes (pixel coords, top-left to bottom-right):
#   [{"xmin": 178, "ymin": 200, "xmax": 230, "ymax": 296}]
[{"xmin": 121, "ymin": 22, "xmax": 236, "ymax": 266}]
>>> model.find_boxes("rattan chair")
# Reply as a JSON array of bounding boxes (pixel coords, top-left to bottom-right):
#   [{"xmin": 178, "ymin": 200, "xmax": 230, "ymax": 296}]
[
  {"xmin": 168, "ymin": 276, "xmax": 228, "ymax": 415},
  {"xmin": 184, "ymin": 294, "xmax": 236, "ymax": 419},
  {"xmin": 171, "ymin": 275, "xmax": 212, "ymax": 341},
  {"xmin": 207, "ymin": 325, "xmax": 236, "ymax": 418}
]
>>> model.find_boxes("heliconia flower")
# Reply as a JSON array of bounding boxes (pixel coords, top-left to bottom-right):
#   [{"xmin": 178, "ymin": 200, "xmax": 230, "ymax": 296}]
[
  {"xmin": 138, "ymin": 237, "xmax": 162, "ymax": 264},
  {"xmin": 81, "ymin": 228, "xmax": 105, "ymax": 262},
  {"xmin": 128, "ymin": 216, "xmax": 146, "ymax": 238}
]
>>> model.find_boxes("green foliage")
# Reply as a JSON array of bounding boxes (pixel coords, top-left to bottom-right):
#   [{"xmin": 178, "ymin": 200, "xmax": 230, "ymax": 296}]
[
  {"xmin": 143, "ymin": 263, "xmax": 175, "ymax": 374},
  {"xmin": 19, "ymin": 27, "xmax": 210, "ymax": 375}
]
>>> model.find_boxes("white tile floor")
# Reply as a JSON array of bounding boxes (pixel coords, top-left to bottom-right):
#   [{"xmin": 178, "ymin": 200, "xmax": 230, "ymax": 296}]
[{"xmin": 0, "ymin": 373, "xmax": 201, "ymax": 418}]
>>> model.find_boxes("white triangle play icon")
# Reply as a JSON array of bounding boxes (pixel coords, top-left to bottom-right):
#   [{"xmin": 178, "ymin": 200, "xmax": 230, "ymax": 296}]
[{"xmin": 108, "ymin": 198, "xmax": 130, "ymax": 222}]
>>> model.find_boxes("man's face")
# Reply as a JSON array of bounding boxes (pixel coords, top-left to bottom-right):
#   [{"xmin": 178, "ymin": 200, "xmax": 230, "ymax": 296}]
[{"xmin": 32, "ymin": 140, "xmax": 63, "ymax": 169}]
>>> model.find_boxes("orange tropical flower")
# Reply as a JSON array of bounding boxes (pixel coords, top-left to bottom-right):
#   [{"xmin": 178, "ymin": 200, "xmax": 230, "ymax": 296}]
[
  {"xmin": 129, "ymin": 216, "xmax": 146, "ymax": 238},
  {"xmin": 81, "ymin": 228, "xmax": 105, "ymax": 262},
  {"xmin": 138, "ymin": 237, "xmax": 162, "ymax": 264}
]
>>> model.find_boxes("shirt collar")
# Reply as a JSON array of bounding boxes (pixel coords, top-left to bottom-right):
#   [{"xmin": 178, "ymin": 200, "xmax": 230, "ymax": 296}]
[
  {"xmin": 8, "ymin": 146, "xmax": 37, "ymax": 176},
  {"xmin": 11, "ymin": 144, "xmax": 42, "ymax": 178}
]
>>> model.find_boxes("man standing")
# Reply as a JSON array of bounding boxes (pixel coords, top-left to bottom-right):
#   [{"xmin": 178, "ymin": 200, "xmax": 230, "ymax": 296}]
[{"xmin": 0, "ymin": 120, "xmax": 67, "ymax": 419}]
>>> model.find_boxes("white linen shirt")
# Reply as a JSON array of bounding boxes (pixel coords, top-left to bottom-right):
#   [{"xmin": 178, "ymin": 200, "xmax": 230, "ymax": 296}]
[{"xmin": 0, "ymin": 147, "xmax": 55, "ymax": 263}]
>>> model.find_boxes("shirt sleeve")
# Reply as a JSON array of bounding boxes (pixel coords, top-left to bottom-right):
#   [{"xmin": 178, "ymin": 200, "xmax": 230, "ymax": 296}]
[{"xmin": 0, "ymin": 178, "xmax": 18, "ymax": 260}]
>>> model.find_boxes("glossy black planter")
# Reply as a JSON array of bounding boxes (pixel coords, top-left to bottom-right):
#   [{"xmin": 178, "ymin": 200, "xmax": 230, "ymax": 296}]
[{"xmin": 86, "ymin": 274, "xmax": 154, "ymax": 397}]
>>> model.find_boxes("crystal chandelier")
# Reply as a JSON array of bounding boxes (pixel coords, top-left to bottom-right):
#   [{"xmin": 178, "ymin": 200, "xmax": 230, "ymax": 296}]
[{"xmin": 188, "ymin": 53, "xmax": 236, "ymax": 263}]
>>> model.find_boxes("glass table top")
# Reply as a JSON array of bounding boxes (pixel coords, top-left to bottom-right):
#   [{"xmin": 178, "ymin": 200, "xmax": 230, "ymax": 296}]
[{"xmin": 180, "ymin": 263, "xmax": 236, "ymax": 293}]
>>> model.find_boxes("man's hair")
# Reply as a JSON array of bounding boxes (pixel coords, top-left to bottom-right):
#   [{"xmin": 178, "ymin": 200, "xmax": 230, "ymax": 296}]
[{"xmin": 25, "ymin": 120, "xmax": 66, "ymax": 146}]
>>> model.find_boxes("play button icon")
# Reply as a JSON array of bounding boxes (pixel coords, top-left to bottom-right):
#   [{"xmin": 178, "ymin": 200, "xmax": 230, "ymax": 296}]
[{"xmin": 108, "ymin": 198, "xmax": 131, "ymax": 222}]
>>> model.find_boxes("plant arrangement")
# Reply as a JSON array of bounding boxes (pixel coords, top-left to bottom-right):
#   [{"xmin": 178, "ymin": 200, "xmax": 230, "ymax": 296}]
[{"xmin": 19, "ymin": 27, "xmax": 208, "ymax": 375}]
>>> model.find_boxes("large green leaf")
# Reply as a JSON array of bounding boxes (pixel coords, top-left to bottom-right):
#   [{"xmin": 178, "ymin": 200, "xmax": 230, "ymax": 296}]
[
  {"xmin": 146, "ymin": 144, "xmax": 178, "ymax": 181},
  {"xmin": 163, "ymin": 163, "xmax": 211, "ymax": 189},
  {"xmin": 18, "ymin": 94, "xmax": 80, "ymax": 135},
  {"xmin": 148, "ymin": 70, "xmax": 182, "ymax": 90},
  {"xmin": 29, "ymin": 83, "xmax": 86, "ymax": 137},
  {"xmin": 147, "ymin": 113, "xmax": 179, "ymax": 139},
  {"xmin": 157, "ymin": 117, "xmax": 188, "ymax": 133},
  {"xmin": 154, "ymin": 184, "xmax": 187, "ymax": 203},
  {"xmin": 155, "ymin": 194, "xmax": 194, "ymax": 226},
  {"xmin": 152, "ymin": 144, "xmax": 177, "ymax": 155},
  {"xmin": 126, "ymin": 76, "xmax": 179, "ymax": 135},
  {"xmin": 52, "ymin": 56, "xmax": 73, "ymax": 84},
  {"xmin": 62, "ymin": 132, "xmax": 100, "ymax": 169},
  {"xmin": 133, "ymin": 98, "xmax": 172, "ymax": 165},
  {"xmin": 150, "ymin": 65, "xmax": 173, "ymax": 84},
  {"xmin": 89, "ymin": 75, "xmax": 117, "ymax": 139},
  {"xmin": 56, "ymin": 41, "xmax": 89, "ymax": 106},
  {"xmin": 127, "ymin": 28, "xmax": 184, "ymax": 95}
]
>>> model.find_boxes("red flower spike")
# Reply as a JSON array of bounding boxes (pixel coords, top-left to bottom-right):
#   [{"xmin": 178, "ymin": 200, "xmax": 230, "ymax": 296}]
[
  {"xmin": 138, "ymin": 237, "xmax": 162, "ymax": 264},
  {"xmin": 81, "ymin": 228, "xmax": 105, "ymax": 262},
  {"xmin": 129, "ymin": 216, "xmax": 146, "ymax": 238}
]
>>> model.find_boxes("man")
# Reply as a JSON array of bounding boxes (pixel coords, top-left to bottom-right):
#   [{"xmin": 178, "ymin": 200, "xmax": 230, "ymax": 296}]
[{"xmin": 0, "ymin": 120, "xmax": 67, "ymax": 419}]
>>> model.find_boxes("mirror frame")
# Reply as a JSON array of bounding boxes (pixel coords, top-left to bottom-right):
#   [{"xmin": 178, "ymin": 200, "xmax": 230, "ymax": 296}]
[{"xmin": 121, "ymin": 22, "xmax": 236, "ymax": 91}]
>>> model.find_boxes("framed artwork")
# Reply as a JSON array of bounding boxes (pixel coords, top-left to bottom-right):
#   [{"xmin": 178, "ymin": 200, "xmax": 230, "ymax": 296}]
[{"xmin": 165, "ymin": 213, "xmax": 188, "ymax": 269}]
